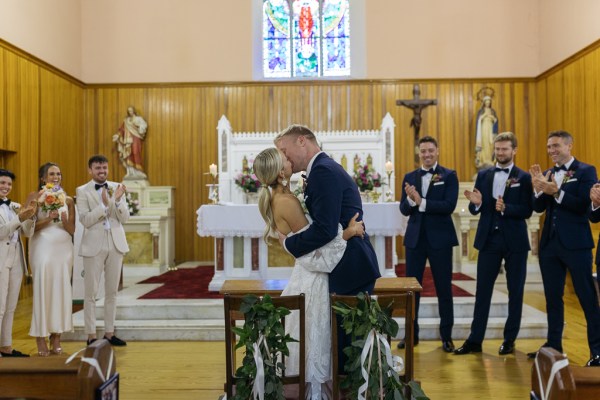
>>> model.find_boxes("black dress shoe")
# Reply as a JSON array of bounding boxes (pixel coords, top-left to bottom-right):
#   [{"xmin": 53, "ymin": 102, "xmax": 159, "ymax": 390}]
[
  {"xmin": 586, "ymin": 355, "xmax": 600, "ymax": 367},
  {"xmin": 0, "ymin": 349, "xmax": 30, "ymax": 357},
  {"xmin": 396, "ymin": 338, "xmax": 418, "ymax": 349},
  {"xmin": 86, "ymin": 338, "xmax": 97, "ymax": 346},
  {"xmin": 104, "ymin": 335, "xmax": 127, "ymax": 346},
  {"xmin": 499, "ymin": 340, "xmax": 515, "ymax": 355},
  {"xmin": 453, "ymin": 341, "xmax": 482, "ymax": 355},
  {"xmin": 442, "ymin": 340, "xmax": 455, "ymax": 353}
]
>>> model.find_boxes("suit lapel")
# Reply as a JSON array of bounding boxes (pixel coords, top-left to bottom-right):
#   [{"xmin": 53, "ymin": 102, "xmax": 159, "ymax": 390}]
[
  {"xmin": 416, "ymin": 170, "xmax": 424, "ymax": 197},
  {"xmin": 484, "ymin": 169, "xmax": 495, "ymax": 199},
  {"xmin": 501, "ymin": 167, "xmax": 519, "ymax": 198}
]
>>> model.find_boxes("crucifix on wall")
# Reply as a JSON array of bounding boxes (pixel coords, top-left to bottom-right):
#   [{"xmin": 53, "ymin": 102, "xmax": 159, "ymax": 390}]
[{"xmin": 396, "ymin": 84, "xmax": 437, "ymax": 166}]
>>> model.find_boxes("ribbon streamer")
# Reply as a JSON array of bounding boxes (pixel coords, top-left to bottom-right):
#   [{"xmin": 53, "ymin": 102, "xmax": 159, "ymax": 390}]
[
  {"xmin": 534, "ymin": 354, "xmax": 569, "ymax": 400},
  {"xmin": 66, "ymin": 346, "xmax": 115, "ymax": 383},
  {"xmin": 251, "ymin": 334, "xmax": 272, "ymax": 400},
  {"xmin": 357, "ymin": 329, "xmax": 403, "ymax": 400}
]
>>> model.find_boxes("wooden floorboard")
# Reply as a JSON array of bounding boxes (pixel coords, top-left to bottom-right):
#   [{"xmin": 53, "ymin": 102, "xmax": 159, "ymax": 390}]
[{"xmin": 9, "ymin": 279, "xmax": 598, "ymax": 399}]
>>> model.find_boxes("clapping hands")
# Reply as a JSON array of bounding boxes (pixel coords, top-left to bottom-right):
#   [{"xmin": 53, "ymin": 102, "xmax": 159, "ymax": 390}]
[{"xmin": 530, "ymin": 164, "xmax": 558, "ymax": 195}]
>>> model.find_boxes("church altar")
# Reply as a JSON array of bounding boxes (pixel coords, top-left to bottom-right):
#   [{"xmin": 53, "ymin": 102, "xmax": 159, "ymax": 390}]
[{"xmin": 197, "ymin": 202, "xmax": 405, "ymax": 291}]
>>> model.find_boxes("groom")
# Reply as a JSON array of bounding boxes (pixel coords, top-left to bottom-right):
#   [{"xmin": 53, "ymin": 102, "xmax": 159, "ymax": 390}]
[{"xmin": 275, "ymin": 124, "xmax": 381, "ymax": 366}]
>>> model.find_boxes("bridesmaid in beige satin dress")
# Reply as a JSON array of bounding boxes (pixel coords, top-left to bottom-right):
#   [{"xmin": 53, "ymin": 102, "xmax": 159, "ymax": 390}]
[{"xmin": 29, "ymin": 163, "xmax": 75, "ymax": 356}]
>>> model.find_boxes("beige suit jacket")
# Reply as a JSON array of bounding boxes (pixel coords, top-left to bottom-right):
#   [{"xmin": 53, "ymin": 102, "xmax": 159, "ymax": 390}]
[
  {"xmin": 0, "ymin": 202, "xmax": 35, "ymax": 272},
  {"xmin": 76, "ymin": 181, "xmax": 130, "ymax": 257}
]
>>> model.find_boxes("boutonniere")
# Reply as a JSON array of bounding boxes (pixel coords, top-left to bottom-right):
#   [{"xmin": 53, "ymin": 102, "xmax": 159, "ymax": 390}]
[
  {"xmin": 10, "ymin": 203, "xmax": 20, "ymax": 213},
  {"xmin": 506, "ymin": 177, "xmax": 519, "ymax": 187},
  {"xmin": 107, "ymin": 186, "xmax": 115, "ymax": 197},
  {"xmin": 431, "ymin": 174, "xmax": 442, "ymax": 183},
  {"xmin": 562, "ymin": 170, "xmax": 575, "ymax": 184}
]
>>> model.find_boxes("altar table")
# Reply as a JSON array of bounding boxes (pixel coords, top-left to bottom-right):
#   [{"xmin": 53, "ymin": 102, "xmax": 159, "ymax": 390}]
[{"xmin": 197, "ymin": 202, "xmax": 406, "ymax": 291}]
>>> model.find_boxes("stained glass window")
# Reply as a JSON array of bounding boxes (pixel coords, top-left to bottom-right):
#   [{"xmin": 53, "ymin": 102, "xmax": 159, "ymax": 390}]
[{"xmin": 263, "ymin": 0, "xmax": 350, "ymax": 78}]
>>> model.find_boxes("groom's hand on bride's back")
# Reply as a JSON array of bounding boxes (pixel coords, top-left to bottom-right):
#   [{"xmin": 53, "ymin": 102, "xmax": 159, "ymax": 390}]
[{"xmin": 345, "ymin": 212, "xmax": 364, "ymax": 240}]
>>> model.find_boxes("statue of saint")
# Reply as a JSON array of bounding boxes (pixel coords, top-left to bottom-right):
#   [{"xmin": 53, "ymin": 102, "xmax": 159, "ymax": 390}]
[
  {"xmin": 475, "ymin": 93, "xmax": 498, "ymax": 169},
  {"xmin": 113, "ymin": 106, "xmax": 148, "ymax": 179}
]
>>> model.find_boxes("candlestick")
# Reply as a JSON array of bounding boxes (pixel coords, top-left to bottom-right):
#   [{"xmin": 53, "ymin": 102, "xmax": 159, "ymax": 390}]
[
  {"xmin": 385, "ymin": 161, "xmax": 393, "ymax": 173},
  {"xmin": 209, "ymin": 163, "xmax": 218, "ymax": 178}
]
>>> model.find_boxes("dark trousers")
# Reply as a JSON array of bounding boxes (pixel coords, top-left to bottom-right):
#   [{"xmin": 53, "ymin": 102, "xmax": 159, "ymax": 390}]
[
  {"xmin": 468, "ymin": 230, "xmax": 527, "ymax": 344},
  {"xmin": 405, "ymin": 236, "xmax": 454, "ymax": 341},
  {"xmin": 335, "ymin": 279, "xmax": 376, "ymax": 371},
  {"xmin": 539, "ymin": 235, "xmax": 600, "ymax": 355}
]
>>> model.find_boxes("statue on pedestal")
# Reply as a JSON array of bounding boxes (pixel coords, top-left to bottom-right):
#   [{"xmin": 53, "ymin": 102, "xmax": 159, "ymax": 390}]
[
  {"xmin": 474, "ymin": 88, "xmax": 498, "ymax": 169},
  {"xmin": 113, "ymin": 106, "xmax": 148, "ymax": 180}
]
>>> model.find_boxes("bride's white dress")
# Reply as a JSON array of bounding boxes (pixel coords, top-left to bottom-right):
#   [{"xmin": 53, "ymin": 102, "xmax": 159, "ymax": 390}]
[
  {"xmin": 282, "ymin": 224, "xmax": 347, "ymax": 400},
  {"xmin": 29, "ymin": 206, "xmax": 74, "ymax": 337}
]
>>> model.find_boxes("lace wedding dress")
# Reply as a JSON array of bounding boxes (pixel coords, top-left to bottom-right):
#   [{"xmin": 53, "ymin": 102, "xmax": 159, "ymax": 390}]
[{"xmin": 282, "ymin": 223, "xmax": 347, "ymax": 400}]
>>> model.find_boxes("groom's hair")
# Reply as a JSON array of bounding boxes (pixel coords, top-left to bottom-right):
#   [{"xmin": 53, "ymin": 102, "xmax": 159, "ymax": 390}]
[
  {"xmin": 0, "ymin": 169, "xmax": 16, "ymax": 180},
  {"xmin": 275, "ymin": 124, "xmax": 317, "ymax": 144},
  {"xmin": 88, "ymin": 154, "xmax": 109, "ymax": 167},
  {"xmin": 418, "ymin": 136, "xmax": 438, "ymax": 148}
]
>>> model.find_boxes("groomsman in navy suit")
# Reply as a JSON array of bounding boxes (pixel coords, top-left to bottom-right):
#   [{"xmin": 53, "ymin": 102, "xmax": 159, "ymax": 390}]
[
  {"xmin": 398, "ymin": 136, "xmax": 457, "ymax": 352},
  {"xmin": 454, "ymin": 132, "xmax": 533, "ymax": 356},
  {"xmin": 589, "ymin": 183, "xmax": 600, "ymax": 289},
  {"xmin": 529, "ymin": 130, "xmax": 600, "ymax": 367}
]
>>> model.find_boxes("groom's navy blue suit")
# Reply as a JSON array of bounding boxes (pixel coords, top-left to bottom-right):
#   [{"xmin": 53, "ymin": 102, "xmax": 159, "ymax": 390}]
[
  {"xmin": 533, "ymin": 159, "xmax": 600, "ymax": 357},
  {"xmin": 400, "ymin": 165, "xmax": 458, "ymax": 341},
  {"xmin": 284, "ymin": 152, "xmax": 380, "ymax": 294},
  {"xmin": 284, "ymin": 153, "xmax": 380, "ymax": 368},
  {"xmin": 467, "ymin": 166, "xmax": 532, "ymax": 344}
]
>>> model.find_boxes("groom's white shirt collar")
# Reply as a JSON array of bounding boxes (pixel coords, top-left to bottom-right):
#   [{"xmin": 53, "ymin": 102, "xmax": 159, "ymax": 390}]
[{"xmin": 305, "ymin": 151, "xmax": 324, "ymax": 178}]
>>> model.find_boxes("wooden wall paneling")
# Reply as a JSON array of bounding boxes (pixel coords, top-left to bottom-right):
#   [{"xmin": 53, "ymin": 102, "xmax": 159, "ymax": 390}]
[
  {"xmin": 5, "ymin": 52, "xmax": 39, "ymax": 197},
  {"xmin": 534, "ymin": 79, "xmax": 548, "ymax": 167},
  {"xmin": 545, "ymin": 71, "xmax": 564, "ymax": 135},
  {"xmin": 38, "ymin": 70, "xmax": 84, "ymax": 195},
  {"xmin": 562, "ymin": 60, "xmax": 587, "ymax": 158},
  {"xmin": 0, "ymin": 48, "xmax": 6, "ymax": 151},
  {"xmin": 583, "ymin": 49, "xmax": 600, "ymax": 163}
]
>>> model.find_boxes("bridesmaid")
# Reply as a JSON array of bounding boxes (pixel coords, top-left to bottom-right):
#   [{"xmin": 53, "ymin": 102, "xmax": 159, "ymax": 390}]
[{"xmin": 29, "ymin": 163, "xmax": 75, "ymax": 356}]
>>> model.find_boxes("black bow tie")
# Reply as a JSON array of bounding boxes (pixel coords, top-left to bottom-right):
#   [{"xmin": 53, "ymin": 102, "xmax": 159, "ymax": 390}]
[
  {"xmin": 495, "ymin": 167, "xmax": 510, "ymax": 173},
  {"xmin": 95, "ymin": 183, "xmax": 109, "ymax": 190},
  {"xmin": 0, "ymin": 199, "xmax": 11, "ymax": 206},
  {"xmin": 420, "ymin": 168, "xmax": 435, "ymax": 176},
  {"xmin": 553, "ymin": 165, "xmax": 568, "ymax": 172}
]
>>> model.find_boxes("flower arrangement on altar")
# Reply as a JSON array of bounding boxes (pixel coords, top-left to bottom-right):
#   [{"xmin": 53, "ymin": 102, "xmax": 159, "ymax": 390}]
[
  {"xmin": 38, "ymin": 183, "xmax": 66, "ymax": 222},
  {"xmin": 353, "ymin": 164, "xmax": 382, "ymax": 192},
  {"xmin": 126, "ymin": 192, "xmax": 140, "ymax": 216},
  {"xmin": 235, "ymin": 160, "xmax": 261, "ymax": 193}
]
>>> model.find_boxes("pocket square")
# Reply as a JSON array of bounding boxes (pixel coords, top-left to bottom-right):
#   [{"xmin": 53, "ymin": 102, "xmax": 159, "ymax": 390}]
[
  {"xmin": 510, "ymin": 183, "xmax": 521, "ymax": 188},
  {"xmin": 566, "ymin": 178, "xmax": 578, "ymax": 183},
  {"xmin": 433, "ymin": 181, "xmax": 445, "ymax": 186}
]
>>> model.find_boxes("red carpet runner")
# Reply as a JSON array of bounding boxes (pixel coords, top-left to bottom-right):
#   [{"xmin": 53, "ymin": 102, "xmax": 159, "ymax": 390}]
[{"xmin": 138, "ymin": 265, "xmax": 474, "ymax": 300}]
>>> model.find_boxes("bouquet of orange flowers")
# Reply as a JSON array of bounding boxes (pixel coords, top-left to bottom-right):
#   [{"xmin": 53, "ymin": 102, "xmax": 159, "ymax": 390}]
[{"xmin": 38, "ymin": 183, "xmax": 66, "ymax": 222}]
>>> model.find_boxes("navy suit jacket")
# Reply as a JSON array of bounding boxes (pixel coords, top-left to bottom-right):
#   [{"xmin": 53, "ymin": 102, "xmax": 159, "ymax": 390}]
[
  {"xmin": 400, "ymin": 165, "xmax": 459, "ymax": 249},
  {"xmin": 469, "ymin": 166, "xmax": 533, "ymax": 252},
  {"xmin": 284, "ymin": 153, "xmax": 380, "ymax": 294},
  {"xmin": 588, "ymin": 204, "xmax": 600, "ymax": 266},
  {"xmin": 533, "ymin": 159, "xmax": 596, "ymax": 250}
]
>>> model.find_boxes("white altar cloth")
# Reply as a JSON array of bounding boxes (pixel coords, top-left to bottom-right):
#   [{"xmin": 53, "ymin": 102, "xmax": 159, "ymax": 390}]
[{"xmin": 197, "ymin": 202, "xmax": 405, "ymax": 290}]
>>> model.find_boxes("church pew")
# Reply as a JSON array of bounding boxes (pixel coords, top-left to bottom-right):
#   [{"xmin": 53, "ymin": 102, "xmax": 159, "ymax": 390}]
[
  {"xmin": 0, "ymin": 339, "xmax": 116, "ymax": 400},
  {"xmin": 531, "ymin": 347, "xmax": 600, "ymax": 400}
]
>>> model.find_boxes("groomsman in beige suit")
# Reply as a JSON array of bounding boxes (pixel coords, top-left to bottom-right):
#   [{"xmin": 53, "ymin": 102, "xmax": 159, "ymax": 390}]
[
  {"xmin": 0, "ymin": 169, "xmax": 36, "ymax": 357},
  {"xmin": 76, "ymin": 155, "xmax": 130, "ymax": 346}
]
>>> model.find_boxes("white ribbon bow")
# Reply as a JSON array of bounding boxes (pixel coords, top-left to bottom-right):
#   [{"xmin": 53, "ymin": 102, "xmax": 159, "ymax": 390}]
[
  {"xmin": 251, "ymin": 334, "xmax": 272, "ymax": 400},
  {"xmin": 357, "ymin": 329, "xmax": 404, "ymax": 400},
  {"xmin": 66, "ymin": 346, "xmax": 114, "ymax": 383},
  {"xmin": 534, "ymin": 354, "xmax": 569, "ymax": 400}
]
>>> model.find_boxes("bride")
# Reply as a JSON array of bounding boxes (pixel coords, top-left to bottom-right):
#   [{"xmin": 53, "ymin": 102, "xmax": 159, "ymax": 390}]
[{"xmin": 253, "ymin": 147, "xmax": 364, "ymax": 399}]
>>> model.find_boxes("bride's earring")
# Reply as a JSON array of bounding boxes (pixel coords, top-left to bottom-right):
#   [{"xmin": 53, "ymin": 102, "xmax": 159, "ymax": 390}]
[{"xmin": 281, "ymin": 177, "xmax": 288, "ymax": 187}]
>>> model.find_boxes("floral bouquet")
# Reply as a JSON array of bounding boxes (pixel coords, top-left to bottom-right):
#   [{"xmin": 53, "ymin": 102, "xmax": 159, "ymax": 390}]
[
  {"xmin": 353, "ymin": 164, "xmax": 382, "ymax": 192},
  {"xmin": 38, "ymin": 183, "xmax": 66, "ymax": 222},
  {"xmin": 235, "ymin": 169, "xmax": 261, "ymax": 193},
  {"xmin": 126, "ymin": 192, "xmax": 140, "ymax": 216}
]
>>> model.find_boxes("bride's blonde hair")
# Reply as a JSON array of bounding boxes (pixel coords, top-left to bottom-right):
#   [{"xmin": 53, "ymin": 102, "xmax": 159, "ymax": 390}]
[{"xmin": 253, "ymin": 147, "xmax": 284, "ymax": 244}]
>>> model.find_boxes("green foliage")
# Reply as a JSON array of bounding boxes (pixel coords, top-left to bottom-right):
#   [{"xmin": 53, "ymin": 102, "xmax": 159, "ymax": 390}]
[
  {"xmin": 231, "ymin": 294, "xmax": 297, "ymax": 400},
  {"xmin": 332, "ymin": 292, "xmax": 429, "ymax": 400}
]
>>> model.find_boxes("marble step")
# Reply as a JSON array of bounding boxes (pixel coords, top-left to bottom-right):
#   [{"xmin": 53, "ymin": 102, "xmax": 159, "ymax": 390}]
[{"xmin": 62, "ymin": 310, "xmax": 547, "ymax": 342}]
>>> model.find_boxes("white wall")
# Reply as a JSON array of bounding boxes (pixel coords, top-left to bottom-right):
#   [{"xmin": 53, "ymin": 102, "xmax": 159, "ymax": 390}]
[
  {"xmin": 538, "ymin": 0, "xmax": 600, "ymax": 72},
  {"xmin": 0, "ymin": 0, "xmax": 81, "ymax": 78},
  {"xmin": 1, "ymin": 0, "xmax": 599, "ymax": 83}
]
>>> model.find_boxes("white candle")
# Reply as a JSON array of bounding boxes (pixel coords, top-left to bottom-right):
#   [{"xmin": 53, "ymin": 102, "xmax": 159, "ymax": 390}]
[
  {"xmin": 385, "ymin": 161, "xmax": 393, "ymax": 173},
  {"xmin": 209, "ymin": 164, "xmax": 218, "ymax": 177}
]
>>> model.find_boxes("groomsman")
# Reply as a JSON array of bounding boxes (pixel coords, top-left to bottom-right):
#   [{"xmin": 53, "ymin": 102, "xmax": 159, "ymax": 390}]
[
  {"xmin": 398, "ymin": 136, "xmax": 457, "ymax": 352},
  {"xmin": 529, "ymin": 130, "xmax": 600, "ymax": 366},
  {"xmin": 589, "ymin": 183, "xmax": 600, "ymax": 290},
  {"xmin": 76, "ymin": 155, "xmax": 130, "ymax": 347},
  {"xmin": 0, "ymin": 169, "xmax": 36, "ymax": 357},
  {"xmin": 454, "ymin": 132, "xmax": 532, "ymax": 355}
]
